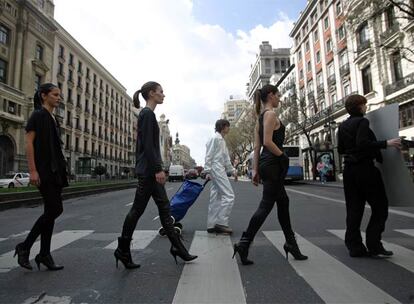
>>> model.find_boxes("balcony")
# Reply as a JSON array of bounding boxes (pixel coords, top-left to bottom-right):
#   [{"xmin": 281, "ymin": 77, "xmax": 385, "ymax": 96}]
[
  {"xmin": 317, "ymin": 84, "xmax": 324, "ymax": 95},
  {"xmin": 84, "ymin": 128, "xmax": 90, "ymax": 134},
  {"xmin": 385, "ymin": 72, "xmax": 414, "ymax": 96},
  {"xmin": 339, "ymin": 63, "xmax": 350, "ymax": 76},
  {"xmin": 357, "ymin": 40, "xmax": 370, "ymax": 55},
  {"xmin": 66, "ymin": 121, "xmax": 73, "ymax": 128},
  {"xmin": 380, "ymin": 24, "xmax": 399, "ymax": 43}
]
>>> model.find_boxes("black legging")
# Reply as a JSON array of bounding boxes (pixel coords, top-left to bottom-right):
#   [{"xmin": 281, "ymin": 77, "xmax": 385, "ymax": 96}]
[
  {"xmin": 244, "ymin": 160, "xmax": 294, "ymax": 241},
  {"xmin": 23, "ymin": 183, "xmax": 63, "ymax": 256},
  {"xmin": 122, "ymin": 176, "xmax": 174, "ymax": 238}
]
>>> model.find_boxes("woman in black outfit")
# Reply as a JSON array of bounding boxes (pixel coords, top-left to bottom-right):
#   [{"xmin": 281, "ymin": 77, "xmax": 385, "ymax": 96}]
[
  {"xmin": 114, "ymin": 81, "xmax": 197, "ymax": 269},
  {"xmin": 338, "ymin": 94, "xmax": 401, "ymax": 257},
  {"xmin": 14, "ymin": 83, "xmax": 68, "ymax": 271},
  {"xmin": 233, "ymin": 84, "xmax": 307, "ymax": 265}
]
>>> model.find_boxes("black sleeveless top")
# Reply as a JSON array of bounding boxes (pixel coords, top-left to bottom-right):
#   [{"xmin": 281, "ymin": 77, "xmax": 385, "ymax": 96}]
[{"xmin": 259, "ymin": 109, "xmax": 285, "ymax": 165}]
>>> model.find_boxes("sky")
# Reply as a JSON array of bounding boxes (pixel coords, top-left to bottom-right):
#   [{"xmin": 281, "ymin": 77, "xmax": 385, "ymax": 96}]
[{"xmin": 54, "ymin": 0, "xmax": 307, "ymax": 166}]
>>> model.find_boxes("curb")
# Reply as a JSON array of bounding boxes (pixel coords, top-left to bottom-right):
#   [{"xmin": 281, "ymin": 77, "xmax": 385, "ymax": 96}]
[{"xmin": 0, "ymin": 182, "xmax": 137, "ymax": 211}]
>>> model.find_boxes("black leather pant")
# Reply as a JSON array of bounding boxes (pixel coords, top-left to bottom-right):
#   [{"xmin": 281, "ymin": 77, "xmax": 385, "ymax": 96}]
[
  {"xmin": 343, "ymin": 162, "xmax": 388, "ymax": 252},
  {"xmin": 122, "ymin": 176, "xmax": 174, "ymax": 238},
  {"xmin": 245, "ymin": 156, "xmax": 294, "ymax": 241},
  {"xmin": 23, "ymin": 183, "xmax": 63, "ymax": 255}
]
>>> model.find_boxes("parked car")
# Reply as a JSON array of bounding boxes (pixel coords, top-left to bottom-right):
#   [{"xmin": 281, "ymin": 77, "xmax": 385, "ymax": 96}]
[
  {"xmin": 168, "ymin": 165, "xmax": 185, "ymax": 182},
  {"xmin": 185, "ymin": 169, "xmax": 198, "ymax": 180},
  {"xmin": 0, "ymin": 172, "xmax": 30, "ymax": 188}
]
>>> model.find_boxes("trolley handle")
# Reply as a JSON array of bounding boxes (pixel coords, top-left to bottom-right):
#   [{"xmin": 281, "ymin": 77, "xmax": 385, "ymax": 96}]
[{"xmin": 202, "ymin": 179, "xmax": 210, "ymax": 188}]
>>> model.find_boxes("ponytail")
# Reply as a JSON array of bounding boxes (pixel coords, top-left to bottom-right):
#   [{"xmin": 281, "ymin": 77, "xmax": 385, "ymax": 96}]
[
  {"xmin": 254, "ymin": 89, "xmax": 262, "ymax": 116},
  {"xmin": 133, "ymin": 90, "xmax": 141, "ymax": 108},
  {"xmin": 33, "ymin": 83, "xmax": 58, "ymax": 110}
]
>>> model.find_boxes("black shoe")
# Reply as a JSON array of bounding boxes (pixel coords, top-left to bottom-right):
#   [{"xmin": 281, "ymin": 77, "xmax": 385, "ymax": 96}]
[
  {"xmin": 214, "ymin": 224, "xmax": 233, "ymax": 235},
  {"xmin": 114, "ymin": 237, "xmax": 140, "ymax": 269},
  {"xmin": 207, "ymin": 228, "xmax": 216, "ymax": 233},
  {"xmin": 232, "ymin": 232, "xmax": 254, "ymax": 265},
  {"xmin": 369, "ymin": 248, "xmax": 394, "ymax": 257},
  {"xmin": 14, "ymin": 243, "xmax": 32, "ymax": 270},
  {"xmin": 168, "ymin": 232, "xmax": 197, "ymax": 264},
  {"xmin": 35, "ymin": 254, "xmax": 64, "ymax": 271}
]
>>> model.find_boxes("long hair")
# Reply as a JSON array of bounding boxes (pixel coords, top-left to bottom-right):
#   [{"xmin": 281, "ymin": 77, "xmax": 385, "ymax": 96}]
[
  {"xmin": 132, "ymin": 81, "xmax": 161, "ymax": 109},
  {"xmin": 254, "ymin": 84, "xmax": 279, "ymax": 116},
  {"xmin": 33, "ymin": 83, "xmax": 58, "ymax": 110}
]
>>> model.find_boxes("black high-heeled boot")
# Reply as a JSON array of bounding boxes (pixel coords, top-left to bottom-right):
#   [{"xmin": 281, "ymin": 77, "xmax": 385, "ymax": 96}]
[
  {"xmin": 34, "ymin": 253, "xmax": 64, "ymax": 271},
  {"xmin": 232, "ymin": 232, "xmax": 254, "ymax": 265},
  {"xmin": 14, "ymin": 243, "xmax": 32, "ymax": 270},
  {"xmin": 167, "ymin": 232, "xmax": 197, "ymax": 264},
  {"xmin": 114, "ymin": 237, "xmax": 141, "ymax": 269},
  {"xmin": 284, "ymin": 234, "xmax": 308, "ymax": 261}
]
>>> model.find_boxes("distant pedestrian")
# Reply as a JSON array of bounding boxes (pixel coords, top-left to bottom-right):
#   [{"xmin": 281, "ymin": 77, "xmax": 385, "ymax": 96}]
[
  {"xmin": 15, "ymin": 83, "xmax": 68, "ymax": 271},
  {"xmin": 338, "ymin": 94, "xmax": 401, "ymax": 257},
  {"xmin": 316, "ymin": 153, "xmax": 332, "ymax": 183},
  {"xmin": 114, "ymin": 81, "xmax": 197, "ymax": 269},
  {"xmin": 233, "ymin": 84, "xmax": 307, "ymax": 265},
  {"xmin": 204, "ymin": 119, "xmax": 237, "ymax": 234}
]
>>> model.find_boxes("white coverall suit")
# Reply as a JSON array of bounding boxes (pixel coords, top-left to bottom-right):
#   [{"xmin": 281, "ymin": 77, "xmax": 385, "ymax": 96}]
[{"xmin": 204, "ymin": 132, "xmax": 236, "ymax": 229}]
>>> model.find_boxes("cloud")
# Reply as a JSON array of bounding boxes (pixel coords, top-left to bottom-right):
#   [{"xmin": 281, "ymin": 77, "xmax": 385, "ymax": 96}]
[{"xmin": 54, "ymin": 0, "xmax": 294, "ymax": 165}]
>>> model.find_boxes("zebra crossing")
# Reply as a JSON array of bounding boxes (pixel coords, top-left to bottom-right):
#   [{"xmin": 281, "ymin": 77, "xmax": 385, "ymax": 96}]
[{"xmin": 1, "ymin": 228, "xmax": 413, "ymax": 303}]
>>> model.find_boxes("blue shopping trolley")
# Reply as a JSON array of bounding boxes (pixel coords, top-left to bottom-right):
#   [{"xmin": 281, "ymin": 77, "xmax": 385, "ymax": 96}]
[{"xmin": 158, "ymin": 179, "xmax": 209, "ymax": 236}]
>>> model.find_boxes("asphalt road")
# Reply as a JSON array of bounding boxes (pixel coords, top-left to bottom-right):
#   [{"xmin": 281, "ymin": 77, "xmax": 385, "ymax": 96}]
[{"xmin": 0, "ymin": 178, "xmax": 413, "ymax": 304}]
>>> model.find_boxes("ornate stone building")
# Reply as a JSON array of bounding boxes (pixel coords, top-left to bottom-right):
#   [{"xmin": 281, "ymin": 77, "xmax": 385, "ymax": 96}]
[{"xmin": 172, "ymin": 133, "xmax": 196, "ymax": 170}]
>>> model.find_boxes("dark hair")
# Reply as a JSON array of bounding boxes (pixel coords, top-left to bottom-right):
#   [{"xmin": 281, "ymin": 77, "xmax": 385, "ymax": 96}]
[
  {"xmin": 215, "ymin": 119, "xmax": 230, "ymax": 132},
  {"xmin": 345, "ymin": 94, "xmax": 367, "ymax": 115},
  {"xmin": 132, "ymin": 81, "xmax": 161, "ymax": 108},
  {"xmin": 254, "ymin": 84, "xmax": 279, "ymax": 115},
  {"xmin": 33, "ymin": 83, "xmax": 58, "ymax": 110}
]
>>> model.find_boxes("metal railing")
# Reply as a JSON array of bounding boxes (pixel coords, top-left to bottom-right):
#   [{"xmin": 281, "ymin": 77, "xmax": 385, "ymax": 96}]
[{"xmin": 385, "ymin": 72, "xmax": 414, "ymax": 96}]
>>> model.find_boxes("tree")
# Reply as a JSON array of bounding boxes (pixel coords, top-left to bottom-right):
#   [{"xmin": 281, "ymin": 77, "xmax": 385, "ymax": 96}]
[{"xmin": 94, "ymin": 165, "xmax": 106, "ymax": 182}]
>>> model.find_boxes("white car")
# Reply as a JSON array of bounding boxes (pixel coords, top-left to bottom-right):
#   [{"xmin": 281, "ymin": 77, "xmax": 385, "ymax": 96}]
[{"xmin": 0, "ymin": 173, "xmax": 31, "ymax": 188}]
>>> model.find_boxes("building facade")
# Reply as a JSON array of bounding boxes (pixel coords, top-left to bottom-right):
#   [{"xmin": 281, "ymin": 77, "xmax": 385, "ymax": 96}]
[
  {"xmin": 287, "ymin": 0, "xmax": 414, "ymax": 180},
  {"xmin": 221, "ymin": 95, "xmax": 249, "ymax": 125},
  {"xmin": 0, "ymin": 0, "xmax": 136, "ymax": 178},
  {"xmin": 0, "ymin": 0, "xmax": 56, "ymax": 176},
  {"xmin": 246, "ymin": 42, "xmax": 290, "ymax": 102},
  {"xmin": 172, "ymin": 133, "xmax": 196, "ymax": 170}
]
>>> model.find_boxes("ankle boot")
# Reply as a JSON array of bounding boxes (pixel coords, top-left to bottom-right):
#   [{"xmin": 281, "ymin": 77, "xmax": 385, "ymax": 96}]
[
  {"xmin": 34, "ymin": 254, "xmax": 64, "ymax": 271},
  {"xmin": 233, "ymin": 232, "xmax": 253, "ymax": 265},
  {"xmin": 284, "ymin": 234, "xmax": 308, "ymax": 261},
  {"xmin": 167, "ymin": 232, "xmax": 197, "ymax": 264},
  {"xmin": 14, "ymin": 243, "xmax": 32, "ymax": 270},
  {"xmin": 114, "ymin": 237, "xmax": 140, "ymax": 269}
]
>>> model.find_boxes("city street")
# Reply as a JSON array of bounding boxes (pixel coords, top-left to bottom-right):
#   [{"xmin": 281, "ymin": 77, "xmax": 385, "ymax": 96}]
[{"xmin": 0, "ymin": 179, "xmax": 413, "ymax": 304}]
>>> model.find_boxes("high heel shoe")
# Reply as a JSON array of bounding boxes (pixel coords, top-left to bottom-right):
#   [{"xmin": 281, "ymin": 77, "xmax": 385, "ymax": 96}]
[
  {"xmin": 233, "ymin": 232, "xmax": 253, "ymax": 265},
  {"xmin": 114, "ymin": 237, "xmax": 140, "ymax": 269},
  {"xmin": 34, "ymin": 254, "xmax": 64, "ymax": 271},
  {"xmin": 167, "ymin": 233, "xmax": 197, "ymax": 264},
  {"xmin": 14, "ymin": 243, "xmax": 32, "ymax": 270},
  {"xmin": 283, "ymin": 243, "xmax": 308, "ymax": 261}
]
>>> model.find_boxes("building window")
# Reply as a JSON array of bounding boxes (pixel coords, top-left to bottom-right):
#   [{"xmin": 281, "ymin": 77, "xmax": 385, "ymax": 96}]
[
  {"xmin": 305, "ymin": 41, "xmax": 310, "ymax": 52},
  {"xmin": 0, "ymin": 24, "xmax": 9, "ymax": 45},
  {"xmin": 307, "ymin": 61, "xmax": 311, "ymax": 72},
  {"xmin": 328, "ymin": 63, "xmax": 335, "ymax": 77},
  {"xmin": 385, "ymin": 6, "xmax": 396, "ymax": 29},
  {"xmin": 0, "ymin": 59, "xmax": 7, "ymax": 83},
  {"xmin": 75, "ymin": 137, "xmax": 79, "ymax": 152},
  {"xmin": 343, "ymin": 82, "xmax": 351, "ymax": 96},
  {"xmin": 35, "ymin": 74, "xmax": 42, "ymax": 90},
  {"xmin": 331, "ymin": 92, "xmax": 337, "ymax": 103},
  {"xmin": 69, "ymin": 53, "xmax": 74, "ymax": 65},
  {"xmin": 338, "ymin": 25, "xmax": 346, "ymax": 41},
  {"xmin": 59, "ymin": 45, "xmax": 65, "ymax": 58},
  {"xmin": 326, "ymin": 38, "xmax": 332, "ymax": 52},
  {"xmin": 35, "ymin": 44, "xmax": 43, "ymax": 61},
  {"xmin": 336, "ymin": 1, "xmax": 343, "ymax": 15},
  {"xmin": 299, "ymin": 69, "xmax": 304, "ymax": 80},
  {"xmin": 311, "ymin": 10, "xmax": 318, "ymax": 23},
  {"xmin": 324, "ymin": 16, "xmax": 329, "ymax": 30},
  {"xmin": 317, "ymin": 73, "xmax": 323, "ymax": 86},
  {"xmin": 361, "ymin": 65, "xmax": 373, "ymax": 94},
  {"xmin": 298, "ymin": 50, "xmax": 302, "ymax": 61},
  {"xmin": 358, "ymin": 22, "xmax": 369, "ymax": 45},
  {"xmin": 78, "ymin": 61, "xmax": 82, "ymax": 73},
  {"xmin": 68, "ymin": 69, "xmax": 73, "ymax": 82},
  {"xmin": 391, "ymin": 51, "xmax": 403, "ymax": 82},
  {"xmin": 316, "ymin": 50, "xmax": 321, "ymax": 63},
  {"xmin": 313, "ymin": 29, "xmax": 319, "ymax": 42},
  {"xmin": 86, "ymin": 67, "xmax": 90, "ymax": 78},
  {"xmin": 58, "ymin": 62, "xmax": 64, "ymax": 75},
  {"xmin": 339, "ymin": 50, "xmax": 349, "ymax": 66},
  {"xmin": 66, "ymin": 134, "xmax": 70, "ymax": 150}
]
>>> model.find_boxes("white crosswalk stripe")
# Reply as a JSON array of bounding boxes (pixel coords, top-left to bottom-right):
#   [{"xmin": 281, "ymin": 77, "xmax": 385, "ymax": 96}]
[
  {"xmin": 0, "ymin": 230, "xmax": 93, "ymax": 273},
  {"xmin": 104, "ymin": 230, "xmax": 159, "ymax": 250},
  {"xmin": 328, "ymin": 229, "xmax": 414, "ymax": 273},
  {"xmin": 395, "ymin": 229, "xmax": 414, "ymax": 237},
  {"xmin": 173, "ymin": 231, "xmax": 246, "ymax": 304},
  {"xmin": 0, "ymin": 238, "xmax": 6, "ymax": 242},
  {"xmin": 263, "ymin": 231, "xmax": 400, "ymax": 304}
]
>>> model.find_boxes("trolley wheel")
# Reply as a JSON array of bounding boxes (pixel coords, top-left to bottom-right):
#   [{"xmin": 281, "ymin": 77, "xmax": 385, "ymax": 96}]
[
  {"xmin": 170, "ymin": 216, "xmax": 175, "ymax": 224},
  {"xmin": 174, "ymin": 227, "xmax": 182, "ymax": 235},
  {"xmin": 174, "ymin": 222, "xmax": 183, "ymax": 229},
  {"xmin": 158, "ymin": 227, "xmax": 166, "ymax": 237}
]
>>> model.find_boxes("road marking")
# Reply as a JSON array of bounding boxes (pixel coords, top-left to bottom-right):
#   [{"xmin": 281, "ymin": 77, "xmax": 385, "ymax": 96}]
[
  {"xmin": 263, "ymin": 231, "xmax": 400, "ymax": 304},
  {"xmin": 104, "ymin": 230, "xmax": 159, "ymax": 250},
  {"xmin": 286, "ymin": 188, "xmax": 414, "ymax": 219},
  {"xmin": 167, "ymin": 187, "xmax": 173, "ymax": 191},
  {"xmin": 22, "ymin": 293, "xmax": 72, "ymax": 304},
  {"xmin": 125, "ymin": 202, "xmax": 133, "ymax": 206},
  {"xmin": 395, "ymin": 229, "xmax": 414, "ymax": 238},
  {"xmin": 172, "ymin": 231, "xmax": 246, "ymax": 304},
  {"xmin": 8, "ymin": 231, "xmax": 30, "ymax": 238},
  {"xmin": 0, "ymin": 238, "xmax": 6, "ymax": 242},
  {"xmin": 329, "ymin": 229, "xmax": 414, "ymax": 273},
  {"xmin": 0, "ymin": 230, "xmax": 93, "ymax": 273}
]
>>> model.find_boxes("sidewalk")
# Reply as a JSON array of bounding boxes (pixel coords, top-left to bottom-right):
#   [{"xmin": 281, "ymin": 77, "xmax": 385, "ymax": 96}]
[{"xmin": 300, "ymin": 179, "xmax": 344, "ymax": 189}]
